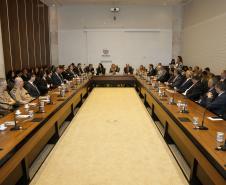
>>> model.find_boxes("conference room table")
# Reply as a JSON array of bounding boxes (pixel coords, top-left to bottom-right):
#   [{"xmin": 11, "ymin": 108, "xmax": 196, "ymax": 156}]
[{"xmin": 0, "ymin": 75, "xmax": 225, "ymax": 185}]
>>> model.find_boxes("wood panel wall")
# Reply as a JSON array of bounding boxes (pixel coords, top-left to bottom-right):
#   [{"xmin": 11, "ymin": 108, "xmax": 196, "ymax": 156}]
[{"xmin": 0, "ymin": 0, "xmax": 51, "ymax": 74}]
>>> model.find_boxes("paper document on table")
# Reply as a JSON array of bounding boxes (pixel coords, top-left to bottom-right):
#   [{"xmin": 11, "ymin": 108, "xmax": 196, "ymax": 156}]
[{"xmin": 207, "ymin": 117, "xmax": 223, "ymax": 121}]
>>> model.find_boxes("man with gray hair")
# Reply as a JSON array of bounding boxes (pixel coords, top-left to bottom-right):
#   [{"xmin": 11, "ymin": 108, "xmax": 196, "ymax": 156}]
[
  {"xmin": 0, "ymin": 78, "xmax": 16, "ymax": 110},
  {"xmin": 10, "ymin": 77, "xmax": 34, "ymax": 105}
]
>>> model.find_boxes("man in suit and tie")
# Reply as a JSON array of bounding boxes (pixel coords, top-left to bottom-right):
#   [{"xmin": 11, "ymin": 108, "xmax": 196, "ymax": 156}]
[
  {"xmin": 165, "ymin": 69, "xmax": 185, "ymax": 89},
  {"xmin": 198, "ymin": 76, "xmax": 219, "ymax": 107},
  {"xmin": 183, "ymin": 74, "xmax": 204, "ymax": 101},
  {"xmin": 51, "ymin": 66, "xmax": 64, "ymax": 86},
  {"xmin": 156, "ymin": 66, "xmax": 169, "ymax": 83},
  {"xmin": 177, "ymin": 70, "xmax": 193, "ymax": 93},
  {"xmin": 24, "ymin": 74, "xmax": 40, "ymax": 98},
  {"xmin": 147, "ymin": 64, "xmax": 155, "ymax": 76},
  {"xmin": 124, "ymin": 64, "xmax": 133, "ymax": 75},
  {"xmin": 206, "ymin": 81, "xmax": 226, "ymax": 118}
]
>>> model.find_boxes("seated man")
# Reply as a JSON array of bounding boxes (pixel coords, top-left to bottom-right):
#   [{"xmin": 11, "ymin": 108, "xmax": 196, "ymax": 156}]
[
  {"xmin": 206, "ymin": 81, "xmax": 226, "ymax": 118},
  {"xmin": 147, "ymin": 64, "xmax": 155, "ymax": 76},
  {"xmin": 165, "ymin": 69, "xmax": 185, "ymax": 89},
  {"xmin": 198, "ymin": 76, "xmax": 219, "ymax": 107},
  {"xmin": 124, "ymin": 64, "xmax": 133, "ymax": 75},
  {"xmin": 24, "ymin": 73, "xmax": 40, "ymax": 98},
  {"xmin": 109, "ymin": 64, "xmax": 120, "ymax": 75},
  {"xmin": 10, "ymin": 77, "xmax": 34, "ymax": 105},
  {"xmin": 0, "ymin": 78, "xmax": 16, "ymax": 110},
  {"xmin": 156, "ymin": 66, "xmax": 169, "ymax": 83},
  {"xmin": 177, "ymin": 70, "xmax": 193, "ymax": 93},
  {"xmin": 51, "ymin": 66, "xmax": 64, "ymax": 86},
  {"xmin": 183, "ymin": 74, "xmax": 204, "ymax": 101}
]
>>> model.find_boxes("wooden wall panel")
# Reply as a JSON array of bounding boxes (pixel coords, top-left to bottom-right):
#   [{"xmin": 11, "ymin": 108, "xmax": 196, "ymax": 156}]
[
  {"xmin": 0, "ymin": 0, "xmax": 51, "ymax": 74},
  {"xmin": 26, "ymin": 0, "xmax": 36, "ymax": 69},
  {"xmin": 44, "ymin": 5, "xmax": 51, "ymax": 66},
  {"xmin": 39, "ymin": 3, "xmax": 46, "ymax": 66},
  {"xmin": 0, "ymin": 0, "xmax": 12, "ymax": 72},
  {"xmin": 18, "ymin": 0, "xmax": 29, "ymax": 69},
  {"xmin": 8, "ymin": 0, "xmax": 21, "ymax": 71},
  {"xmin": 33, "ymin": 0, "xmax": 41, "ymax": 68}
]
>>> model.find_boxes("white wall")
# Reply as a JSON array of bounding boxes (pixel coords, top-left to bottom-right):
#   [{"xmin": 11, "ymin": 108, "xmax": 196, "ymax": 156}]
[
  {"xmin": 182, "ymin": 0, "xmax": 226, "ymax": 74},
  {"xmin": 0, "ymin": 22, "xmax": 5, "ymax": 78},
  {"xmin": 58, "ymin": 4, "xmax": 176, "ymax": 71}
]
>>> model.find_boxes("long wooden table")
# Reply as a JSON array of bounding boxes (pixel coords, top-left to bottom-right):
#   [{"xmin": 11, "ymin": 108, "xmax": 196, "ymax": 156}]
[
  {"xmin": 0, "ymin": 75, "xmax": 226, "ymax": 185},
  {"xmin": 0, "ymin": 80, "xmax": 89, "ymax": 185},
  {"xmin": 135, "ymin": 76, "xmax": 226, "ymax": 185}
]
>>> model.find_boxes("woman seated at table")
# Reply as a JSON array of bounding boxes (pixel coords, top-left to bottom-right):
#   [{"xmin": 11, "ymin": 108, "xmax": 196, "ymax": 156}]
[
  {"xmin": 0, "ymin": 78, "xmax": 16, "ymax": 111},
  {"xmin": 109, "ymin": 64, "xmax": 120, "ymax": 75},
  {"xmin": 136, "ymin": 65, "xmax": 146, "ymax": 75},
  {"xmin": 96, "ymin": 63, "xmax": 105, "ymax": 75}
]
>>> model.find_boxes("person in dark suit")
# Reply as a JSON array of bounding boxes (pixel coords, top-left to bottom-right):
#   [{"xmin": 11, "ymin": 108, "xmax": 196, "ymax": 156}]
[
  {"xmin": 84, "ymin": 64, "xmax": 95, "ymax": 75},
  {"xmin": 124, "ymin": 64, "xmax": 133, "ymax": 74},
  {"xmin": 21, "ymin": 68, "xmax": 29, "ymax": 82},
  {"xmin": 6, "ymin": 70, "xmax": 16, "ymax": 91},
  {"xmin": 51, "ymin": 66, "xmax": 64, "ymax": 86},
  {"xmin": 206, "ymin": 81, "xmax": 226, "ymax": 118},
  {"xmin": 147, "ymin": 64, "xmax": 155, "ymax": 76},
  {"xmin": 35, "ymin": 72, "xmax": 49, "ymax": 96},
  {"xmin": 24, "ymin": 74, "xmax": 40, "ymax": 98},
  {"xmin": 96, "ymin": 63, "xmax": 105, "ymax": 75},
  {"xmin": 198, "ymin": 76, "xmax": 219, "ymax": 107},
  {"xmin": 183, "ymin": 74, "xmax": 204, "ymax": 101},
  {"xmin": 156, "ymin": 66, "xmax": 169, "ymax": 83},
  {"xmin": 77, "ymin": 63, "xmax": 84, "ymax": 75},
  {"xmin": 165, "ymin": 69, "xmax": 185, "ymax": 89},
  {"xmin": 201, "ymin": 71, "xmax": 209, "ymax": 93},
  {"xmin": 62, "ymin": 65, "xmax": 76, "ymax": 81},
  {"xmin": 177, "ymin": 70, "xmax": 193, "ymax": 93}
]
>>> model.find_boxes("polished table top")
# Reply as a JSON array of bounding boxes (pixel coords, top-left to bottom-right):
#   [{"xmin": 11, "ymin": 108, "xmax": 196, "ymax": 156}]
[
  {"xmin": 0, "ymin": 80, "xmax": 89, "ymax": 167},
  {"xmin": 0, "ymin": 74, "xmax": 226, "ymax": 180},
  {"xmin": 135, "ymin": 76, "xmax": 226, "ymax": 177}
]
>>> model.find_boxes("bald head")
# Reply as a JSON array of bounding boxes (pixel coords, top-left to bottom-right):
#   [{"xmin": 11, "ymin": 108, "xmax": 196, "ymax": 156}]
[{"xmin": 15, "ymin": 77, "xmax": 24, "ymax": 88}]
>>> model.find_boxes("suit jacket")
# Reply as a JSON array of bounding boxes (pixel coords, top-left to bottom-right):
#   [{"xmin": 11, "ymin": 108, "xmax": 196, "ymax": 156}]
[
  {"xmin": 62, "ymin": 70, "xmax": 75, "ymax": 81},
  {"xmin": 207, "ymin": 92, "xmax": 226, "ymax": 117},
  {"xmin": 178, "ymin": 78, "xmax": 193, "ymax": 93},
  {"xmin": 96, "ymin": 67, "xmax": 105, "ymax": 75},
  {"xmin": 171, "ymin": 75, "xmax": 185, "ymax": 89},
  {"xmin": 35, "ymin": 78, "xmax": 49, "ymax": 96},
  {"xmin": 199, "ymin": 87, "xmax": 218, "ymax": 107},
  {"xmin": 147, "ymin": 68, "xmax": 155, "ymax": 76},
  {"xmin": 24, "ymin": 82, "xmax": 40, "ymax": 98},
  {"xmin": 157, "ymin": 70, "xmax": 169, "ymax": 83},
  {"xmin": 186, "ymin": 81, "xmax": 204, "ymax": 101},
  {"xmin": 51, "ymin": 72, "xmax": 64, "ymax": 86},
  {"xmin": 124, "ymin": 67, "xmax": 133, "ymax": 74}
]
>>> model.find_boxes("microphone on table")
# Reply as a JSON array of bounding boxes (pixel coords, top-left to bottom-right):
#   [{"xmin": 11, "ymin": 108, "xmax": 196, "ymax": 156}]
[{"xmin": 197, "ymin": 104, "xmax": 209, "ymax": 130}]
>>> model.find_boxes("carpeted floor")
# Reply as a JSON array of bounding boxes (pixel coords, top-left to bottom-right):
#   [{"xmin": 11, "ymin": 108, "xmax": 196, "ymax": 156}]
[{"xmin": 30, "ymin": 88, "xmax": 188, "ymax": 185}]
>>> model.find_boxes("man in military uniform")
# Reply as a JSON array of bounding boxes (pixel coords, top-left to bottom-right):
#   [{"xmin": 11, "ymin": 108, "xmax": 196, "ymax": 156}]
[
  {"xmin": 0, "ymin": 78, "xmax": 16, "ymax": 110},
  {"xmin": 10, "ymin": 77, "xmax": 34, "ymax": 105}
]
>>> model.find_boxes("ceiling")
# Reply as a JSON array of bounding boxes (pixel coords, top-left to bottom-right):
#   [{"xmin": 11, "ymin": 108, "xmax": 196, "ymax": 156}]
[{"xmin": 42, "ymin": 0, "xmax": 191, "ymax": 6}]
